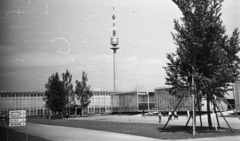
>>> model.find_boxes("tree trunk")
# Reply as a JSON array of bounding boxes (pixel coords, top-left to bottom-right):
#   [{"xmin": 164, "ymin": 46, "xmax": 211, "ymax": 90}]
[
  {"xmin": 49, "ymin": 109, "xmax": 51, "ymax": 120},
  {"xmin": 206, "ymin": 93, "xmax": 212, "ymax": 129},
  {"xmin": 81, "ymin": 107, "xmax": 83, "ymax": 117},
  {"xmin": 214, "ymin": 100, "xmax": 220, "ymax": 128},
  {"xmin": 74, "ymin": 107, "xmax": 77, "ymax": 116}
]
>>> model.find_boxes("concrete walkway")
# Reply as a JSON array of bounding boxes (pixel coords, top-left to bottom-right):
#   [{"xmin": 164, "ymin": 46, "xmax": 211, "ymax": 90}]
[{"xmin": 12, "ymin": 123, "xmax": 160, "ymax": 141}]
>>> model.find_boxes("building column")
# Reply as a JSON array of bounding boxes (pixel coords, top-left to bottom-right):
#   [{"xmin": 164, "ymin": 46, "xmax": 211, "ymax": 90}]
[
  {"xmin": 136, "ymin": 92, "xmax": 139, "ymax": 111},
  {"xmin": 36, "ymin": 95, "xmax": 38, "ymax": 116},
  {"xmin": 105, "ymin": 93, "xmax": 106, "ymax": 113},
  {"xmin": 7, "ymin": 95, "xmax": 8, "ymax": 113},
  {"xmin": 15, "ymin": 94, "xmax": 17, "ymax": 110},
  {"xmin": 21, "ymin": 94, "xmax": 23, "ymax": 110},
  {"xmin": 148, "ymin": 92, "xmax": 150, "ymax": 111},
  {"xmin": 98, "ymin": 94, "xmax": 100, "ymax": 113},
  {"xmin": 43, "ymin": 94, "xmax": 45, "ymax": 116},
  {"xmin": 92, "ymin": 94, "xmax": 94, "ymax": 113},
  {"xmin": 29, "ymin": 95, "xmax": 30, "ymax": 116}
]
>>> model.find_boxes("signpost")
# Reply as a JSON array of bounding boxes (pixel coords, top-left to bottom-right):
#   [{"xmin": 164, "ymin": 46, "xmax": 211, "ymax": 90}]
[{"xmin": 8, "ymin": 110, "xmax": 26, "ymax": 127}]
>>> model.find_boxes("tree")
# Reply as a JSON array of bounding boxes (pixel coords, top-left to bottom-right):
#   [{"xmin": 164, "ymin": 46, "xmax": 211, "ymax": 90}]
[
  {"xmin": 44, "ymin": 72, "xmax": 68, "ymax": 119},
  {"xmin": 164, "ymin": 0, "xmax": 240, "ymax": 129},
  {"xmin": 62, "ymin": 70, "xmax": 74, "ymax": 115},
  {"xmin": 75, "ymin": 71, "xmax": 93, "ymax": 116}
]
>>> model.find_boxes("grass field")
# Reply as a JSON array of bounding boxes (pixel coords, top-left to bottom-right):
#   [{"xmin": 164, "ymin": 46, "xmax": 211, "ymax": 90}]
[{"xmin": 26, "ymin": 116, "xmax": 240, "ymax": 140}]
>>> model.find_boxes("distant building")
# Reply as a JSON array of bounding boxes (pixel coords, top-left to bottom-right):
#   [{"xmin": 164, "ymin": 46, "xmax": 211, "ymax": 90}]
[
  {"xmin": 0, "ymin": 92, "xmax": 46, "ymax": 116},
  {"xmin": 154, "ymin": 87, "xmax": 230, "ymax": 112},
  {"xmin": 0, "ymin": 82, "xmax": 238, "ymax": 116},
  {"xmin": 154, "ymin": 87, "xmax": 193, "ymax": 111},
  {"xmin": 111, "ymin": 90, "xmax": 155, "ymax": 113},
  {"xmin": 234, "ymin": 80, "xmax": 240, "ymax": 110},
  {"xmin": 87, "ymin": 91, "xmax": 118, "ymax": 114},
  {"xmin": 0, "ymin": 91, "xmax": 119, "ymax": 116}
]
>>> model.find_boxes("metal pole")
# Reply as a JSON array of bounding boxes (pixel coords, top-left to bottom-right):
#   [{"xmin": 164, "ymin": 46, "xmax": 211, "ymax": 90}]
[
  {"xmin": 223, "ymin": 94, "xmax": 240, "ymax": 120},
  {"xmin": 185, "ymin": 100, "xmax": 199, "ymax": 128},
  {"xmin": 185, "ymin": 114, "xmax": 192, "ymax": 129},
  {"xmin": 162, "ymin": 95, "xmax": 184, "ymax": 131},
  {"xmin": 213, "ymin": 99, "xmax": 220, "ymax": 128},
  {"xmin": 192, "ymin": 74, "xmax": 196, "ymax": 136},
  {"xmin": 213, "ymin": 100, "xmax": 233, "ymax": 133},
  {"xmin": 198, "ymin": 97, "xmax": 203, "ymax": 132}
]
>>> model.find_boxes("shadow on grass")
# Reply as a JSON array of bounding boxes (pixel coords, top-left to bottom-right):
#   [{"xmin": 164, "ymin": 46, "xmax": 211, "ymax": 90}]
[
  {"xmin": 157, "ymin": 125, "xmax": 240, "ymax": 139},
  {"xmin": 0, "ymin": 126, "xmax": 51, "ymax": 141},
  {"xmin": 158, "ymin": 125, "xmax": 192, "ymax": 133}
]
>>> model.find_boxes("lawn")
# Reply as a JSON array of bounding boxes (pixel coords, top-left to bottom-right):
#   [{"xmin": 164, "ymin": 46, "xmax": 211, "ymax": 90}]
[{"xmin": 27, "ymin": 116, "xmax": 240, "ymax": 140}]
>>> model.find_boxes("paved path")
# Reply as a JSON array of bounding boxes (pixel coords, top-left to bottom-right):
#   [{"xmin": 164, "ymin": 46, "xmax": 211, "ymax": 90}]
[
  {"xmin": 7, "ymin": 114, "xmax": 240, "ymax": 141},
  {"xmin": 12, "ymin": 123, "xmax": 160, "ymax": 141}
]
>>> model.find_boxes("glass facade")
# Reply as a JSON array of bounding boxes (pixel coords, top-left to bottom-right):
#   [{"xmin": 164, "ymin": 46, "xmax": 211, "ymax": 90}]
[
  {"xmin": 0, "ymin": 92, "xmax": 48, "ymax": 116},
  {"xmin": 154, "ymin": 88, "xmax": 229, "ymax": 112},
  {"xmin": 111, "ymin": 91, "xmax": 153, "ymax": 112},
  {"xmin": 235, "ymin": 80, "xmax": 240, "ymax": 109},
  {"xmin": 87, "ymin": 92, "xmax": 115, "ymax": 114},
  {"xmin": 154, "ymin": 88, "xmax": 193, "ymax": 111},
  {"xmin": 0, "ymin": 86, "xmax": 235, "ymax": 116}
]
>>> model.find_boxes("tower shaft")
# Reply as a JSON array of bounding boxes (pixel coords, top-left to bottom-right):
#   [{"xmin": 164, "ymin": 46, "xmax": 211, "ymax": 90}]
[
  {"xmin": 110, "ymin": 7, "xmax": 119, "ymax": 92},
  {"xmin": 113, "ymin": 49, "xmax": 118, "ymax": 91}
]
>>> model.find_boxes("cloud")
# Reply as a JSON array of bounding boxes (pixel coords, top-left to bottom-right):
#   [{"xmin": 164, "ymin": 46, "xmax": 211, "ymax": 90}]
[
  {"xmin": 127, "ymin": 56, "xmax": 137, "ymax": 61},
  {"xmin": 134, "ymin": 84, "xmax": 145, "ymax": 91},
  {"xmin": 143, "ymin": 59, "xmax": 165, "ymax": 65},
  {"xmin": 94, "ymin": 55, "xmax": 112, "ymax": 62},
  {"xmin": 93, "ymin": 88, "xmax": 102, "ymax": 91},
  {"xmin": 2, "ymin": 52, "xmax": 83, "ymax": 68}
]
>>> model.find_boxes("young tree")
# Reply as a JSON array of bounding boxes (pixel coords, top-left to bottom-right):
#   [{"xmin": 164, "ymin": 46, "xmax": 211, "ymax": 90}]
[
  {"xmin": 75, "ymin": 71, "xmax": 93, "ymax": 116},
  {"xmin": 62, "ymin": 70, "xmax": 74, "ymax": 115},
  {"xmin": 44, "ymin": 72, "xmax": 68, "ymax": 119},
  {"xmin": 165, "ymin": 0, "xmax": 240, "ymax": 129}
]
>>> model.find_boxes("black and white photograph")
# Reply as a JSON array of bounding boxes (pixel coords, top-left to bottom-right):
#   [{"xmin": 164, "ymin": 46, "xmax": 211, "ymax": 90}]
[{"xmin": 0, "ymin": 0, "xmax": 240, "ymax": 141}]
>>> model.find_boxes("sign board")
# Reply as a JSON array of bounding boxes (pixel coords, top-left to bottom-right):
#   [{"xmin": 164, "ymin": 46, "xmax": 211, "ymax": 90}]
[
  {"xmin": 9, "ymin": 122, "xmax": 26, "ymax": 127},
  {"xmin": 9, "ymin": 113, "xmax": 23, "ymax": 116},
  {"xmin": 9, "ymin": 114, "xmax": 26, "ymax": 118},
  {"xmin": 9, "ymin": 110, "xmax": 26, "ymax": 127},
  {"xmin": 9, "ymin": 118, "xmax": 26, "ymax": 122},
  {"xmin": 9, "ymin": 110, "xmax": 26, "ymax": 114}
]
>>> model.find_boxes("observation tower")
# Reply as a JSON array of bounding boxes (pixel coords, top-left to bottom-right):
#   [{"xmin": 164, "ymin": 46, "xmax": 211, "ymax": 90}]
[{"xmin": 110, "ymin": 7, "xmax": 119, "ymax": 92}]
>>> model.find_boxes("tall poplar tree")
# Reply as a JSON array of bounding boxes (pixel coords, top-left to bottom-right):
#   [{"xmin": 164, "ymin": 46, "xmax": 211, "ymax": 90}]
[
  {"xmin": 165, "ymin": 0, "xmax": 240, "ymax": 129},
  {"xmin": 75, "ymin": 71, "xmax": 93, "ymax": 116},
  {"xmin": 44, "ymin": 72, "xmax": 67, "ymax": 118},
  {"xmin": 62, "ymin": 70, "xmax": 74, "ymax": 114}
]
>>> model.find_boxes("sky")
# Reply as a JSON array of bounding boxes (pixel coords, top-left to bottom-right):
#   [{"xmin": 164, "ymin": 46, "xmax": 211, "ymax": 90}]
[{"xmin": 0, "ymin": 0, "xmax": 239, "ymax": 92}]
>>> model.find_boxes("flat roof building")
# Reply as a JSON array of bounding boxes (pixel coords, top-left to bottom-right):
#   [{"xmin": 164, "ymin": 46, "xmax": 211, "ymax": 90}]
[
  {"xmin": 0, "ymin": 91, "xmax": 119, "ymax": 116},
  {"xmin": 154, "ymin": 87, "xmax": 193, "ymax": 111},
  {"xmin": 0, "ymin": 92, "xmax": 47, "ymax": 116},
  {"xmin": 111, "ymin": 90, "xmax": 155, "ymax": 113}
]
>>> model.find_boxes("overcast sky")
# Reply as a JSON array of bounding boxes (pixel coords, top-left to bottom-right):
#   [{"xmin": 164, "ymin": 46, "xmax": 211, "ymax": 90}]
[{"xmin": 0, "ymin": 0, "xmax": 239, "ymax": 92}]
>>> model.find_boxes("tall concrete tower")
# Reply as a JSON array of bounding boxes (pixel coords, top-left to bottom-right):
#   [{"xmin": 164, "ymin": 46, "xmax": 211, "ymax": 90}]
[{"xmin": 110, "ymin": 7, "xmax": 119, "ymax": 92}]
